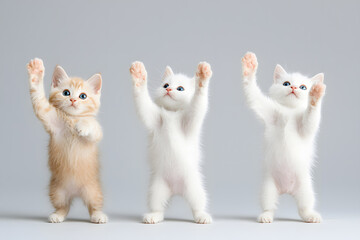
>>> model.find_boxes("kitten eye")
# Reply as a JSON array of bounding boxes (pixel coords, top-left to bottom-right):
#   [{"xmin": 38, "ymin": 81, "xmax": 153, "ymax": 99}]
[
  {"xmin": 177, "ymin": 86, "xmax": 184, "ymax": 91},
  {"xmin": 163, "ymin": 83, "xmax": 169, "ymax": 88},
  {"xmin": 299, "ymin": 85, "xmax": 307, "ymax": 90},
  {"xmin": 283, "ymin": 81, "xmax": 291, "ymax": 86},
  {"xmin": 79, "ymin": 93, "xmax": 87, "ymax": 100},
  {"xmin": 62, "ymin": 89, "xmax": 70, "ymax": 96}
]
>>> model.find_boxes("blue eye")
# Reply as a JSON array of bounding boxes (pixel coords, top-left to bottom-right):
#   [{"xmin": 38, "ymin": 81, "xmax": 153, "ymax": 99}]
[
  {"xmin": 62, "ymin": 89, "xmax": 70, "ymax": 96},
  {"xmin": 79, "ymin": 93, "xmax": 87, "ymax": 100},
  {"xmin": 177, "ymin": 86, "xmax": 184, "ymax": 91},
  {"xmin": 299, "ymin": 85, "xmax": 307, "ymax": 90},
  {"xmin": 283, "ymin": 81, "xmax": 291, "ymax": 86},
  {"xmin": 163, "ymin": 83, "xmax": 169, "ymax": 88}
]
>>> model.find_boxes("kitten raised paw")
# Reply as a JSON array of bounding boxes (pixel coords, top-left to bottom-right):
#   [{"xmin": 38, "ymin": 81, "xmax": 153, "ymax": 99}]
[
  {"xmin": 242, "ymin": 52, "xmax": 258, "ymax": 77},
  {"xmin": 196, "ymin": 62, "xmax": 212, "ymax": 83},
  {"xmin": 130, "ymin": 61, "xmax": 147, "ymax": 87},
  {"xmin": 309, "ymin": 82, "xmax": 326, "ymax": 106},
  {"xmin": 258, "ymin": 211, "xmax": 274, "ymax": 223},
  {"xmin": 48, "ymin": 213, "xmax": 65, "ymax": 223},
  {"xmin": 193, "ymin": 211, "xmax": 212, "ymax": 224},
  {"xmin": 27, "ymin": 58, "xmax": 44, "ymax": 84},
  {"xmin": 143, "ymin": 212, "xmax": 164, "ymax": 224}
]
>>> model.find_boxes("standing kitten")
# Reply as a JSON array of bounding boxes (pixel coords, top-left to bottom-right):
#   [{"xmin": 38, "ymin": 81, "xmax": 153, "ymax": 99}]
[
  {"xmin": 242, "ymin": 52, "xmax": 326, "ymax": 223},
  {"xmin": 27, "ymin": 58, "xmax": 107, "ymax": 223},
  {"xmin": 130, "ymin": 61, "xmax": 213, "ymax": 224}
]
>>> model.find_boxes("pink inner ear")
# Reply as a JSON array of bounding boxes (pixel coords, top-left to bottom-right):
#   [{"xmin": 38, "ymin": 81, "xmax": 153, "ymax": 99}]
[
  {"xmin": 52, "ymin": 78, "xmax": 59, "ymax": 87},
  {"xmin": 87, "ymin": 74, "xmax": 102, "ymax": 94},
  {"xmin": 312, "ymin": 73, "xmax": 324, "ymax": 84},
  {"xmin": 52, "ymin": 66, "xmax": 69, "ymax": 87},
  {"xmin": 274, "ymin": 65, "xmax": 287, "ymax": 83}
]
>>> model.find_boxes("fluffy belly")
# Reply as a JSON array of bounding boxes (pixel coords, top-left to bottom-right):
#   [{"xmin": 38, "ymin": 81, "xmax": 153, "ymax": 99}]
[
  {"xmin": 164, "ymin": 173, "xmax": 185, "ymax": 195},
  {"xmin": 272, "ymin": 165, "xmax": 297, "ymax": 194}
]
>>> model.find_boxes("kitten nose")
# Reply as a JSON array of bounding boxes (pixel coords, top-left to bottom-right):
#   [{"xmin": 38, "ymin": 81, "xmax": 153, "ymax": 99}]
[
  {"xmin": 70, "ymin": 98, "xmax": 77, "ymax": 103},
  {"xmin": 291, "ymin": 86, "xmax": 297, "ymax": 90},
  {"xmin": 166, "ymin": 88, "xmax": 172, "ymax": 92}
]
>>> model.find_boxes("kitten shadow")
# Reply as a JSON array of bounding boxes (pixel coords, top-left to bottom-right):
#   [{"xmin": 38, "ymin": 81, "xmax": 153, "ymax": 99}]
[
  {"xmin": 276, "ymin": 217, "xmax": 303, "ymax": 223},
  {"xmin": 109, "ymin": 214, "xmax": 197, "ymax": 224},
  {"xmin": 62, "ymin": 218, "xmax": 91, "ymax": 223},
  {"xmin": 0, "ymin": 213, "xmax": 99, "ymax": 223},
  {"xmin": 214, "ymin": 215, "xmax": 303, "ymax": 223},
  {"xmin": 108, "ymin": 213, "xmax": 142, "ymax": 223},
  {"xmin": 164, "ymin": 217, "xmax": 194, "ymax": 223},
  {"xmin": 0, "ymin": 214, "xmax": 48, "ymax": 223},
  {"xmin": 214, "ymin": 214, "xmax": 257, "ymax": 222}
]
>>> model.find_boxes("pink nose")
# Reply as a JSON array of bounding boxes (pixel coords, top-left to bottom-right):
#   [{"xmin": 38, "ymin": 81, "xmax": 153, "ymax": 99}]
[
  {"xmin": 291, "ymin": 86, "xmax": 297, "ymax": 90},
  {"xmin": 166, "ymin": 88, "xmax": 172, "ymax": 92},
  {"xmin": 70, "ymin": 98, "xmax": 77, "ymax": 103}
]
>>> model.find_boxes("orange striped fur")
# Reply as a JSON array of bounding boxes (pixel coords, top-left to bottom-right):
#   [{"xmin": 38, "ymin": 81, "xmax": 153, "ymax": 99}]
[{"xmin": 27, "ymin": 58, "xmax": 107, "ymax": 224}]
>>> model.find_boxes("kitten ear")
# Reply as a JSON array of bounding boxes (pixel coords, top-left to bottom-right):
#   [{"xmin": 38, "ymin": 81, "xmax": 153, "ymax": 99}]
[
  {"xmin": 311, "ymin": 73, "xmax": 324, "ymax": 84},
  {"xmin": 274, "ymin": 64, "xmax": 287, "ymax": 83},
  {"xmin": 87, "ymin": 73, "xmax": 102, "ymax": 94},
  {"xmin": 52, "ymin": 65, "xmax": 69, "ymax": 87},
  {"xmin": 162, "ymin": 66, "xmax": 174, "ymax": 80}
]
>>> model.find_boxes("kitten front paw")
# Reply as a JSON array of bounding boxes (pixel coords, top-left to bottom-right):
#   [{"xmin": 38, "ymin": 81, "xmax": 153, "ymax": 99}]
[
  {"xmin": 143, "ymin": 212, "xmax": 164, "ymax": 224},
  {"xmin": 90, "ymin": 211, "xmax": 108, "ymax": 224},
  {"xmin": 193, "ymin": 211, "xmax": 212, "ymax": 224},
  {"xmin": 196, "ymin": 62, "xmax": 212, "ymax": 87},
  {"xmin": 27, "ymin": 58, "xmax": 45, "ymax": 84},
  {"xmin": 309, "ymin": 83, "xmax": 326, "ymax": 106},
  {"xmin": 258, "ymin": 211, "xmax": 274, "ymax": 223},
  {"xmin": 130, "ymin": 61, "xmax": 147, "ymax": 87},
  {"xmin": 75, "ymin": 121, "xmax": 92, "ymax": 138},
  {"xmin": 242, "ymin": 52, "xmax": 258, "ymax": 78},
  {"xmin": 300, "ymin": 211, "xmax": 322, "ymax": 223},
  {"xmin": 49, "ymin": 213, "xmax": 65, "ymax": 223}
]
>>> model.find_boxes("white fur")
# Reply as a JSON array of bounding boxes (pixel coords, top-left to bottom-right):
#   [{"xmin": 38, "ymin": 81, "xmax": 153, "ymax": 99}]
[
  {"xmin": 242, "ymin": 53, "xmax": 325, "ymax": 223},
  {"xmin": 130, "ymin": 61, "xmax": 213, "ymax": 224}
]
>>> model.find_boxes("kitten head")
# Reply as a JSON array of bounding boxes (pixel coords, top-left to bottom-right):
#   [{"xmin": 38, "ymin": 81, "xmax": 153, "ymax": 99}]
[
  {"xmin": 154, "ymin": 66, "xmax": 195, "ymax": 111},
  {"xmin": 49, "ymin": 66, "xmax": 102, "ymax": 116},
  {"xmin": 269, "ymin": 64, "xmax": 324, "ymax": 108}
]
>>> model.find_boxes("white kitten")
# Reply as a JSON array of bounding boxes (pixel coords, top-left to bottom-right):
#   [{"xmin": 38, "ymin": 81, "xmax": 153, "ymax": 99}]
[
  {"xmin": 242, "ymin": 52, "xmax": 326, "ymax": 223},
  {"xmin": 130, "ymin": 61, "xmax": 213, "ymax": 224}
]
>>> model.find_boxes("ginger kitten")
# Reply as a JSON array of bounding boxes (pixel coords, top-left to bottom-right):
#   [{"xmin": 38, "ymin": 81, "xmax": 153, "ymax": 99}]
[
  {"xmin": 130, "ymin": 61, "xmax": 213, "ymax": 224},
  {"xmin": 27, "ymin": 58, "xmax": 107, "ymax": 223},
  {"xmin": 242, "ymin": 52, "xmax": 326, "ymax": 223}
]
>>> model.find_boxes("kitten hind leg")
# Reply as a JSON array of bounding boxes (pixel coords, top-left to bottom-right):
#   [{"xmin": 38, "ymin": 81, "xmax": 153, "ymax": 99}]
[
  {"xmin": 49, "ymin": 186, "xmax": 72, "ymax": 223},
  {"xmin": 293, "ymin": 176, "xmax": 322, "ymax": 223},
  {"xmin": 258, "ymin": 176, "xmax": 279, "ymax": 223},
  {"xmin": 184, "ymin": 175, "xmax": 212, "ymax": 224},
  {"xmin": 143, "ymin": 177, "xmax": 171, "ymax": 224},
  {"xmin": 81, "ymin": 183, "xmax": 108, "ymax": 224}
]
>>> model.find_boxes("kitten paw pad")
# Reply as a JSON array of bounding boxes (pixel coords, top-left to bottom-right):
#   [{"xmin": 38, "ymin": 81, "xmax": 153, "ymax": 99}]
[
  {"xmin": 130, "ymin": 61, "xmax": 147, "ymax": 87},
  {"xmin": 309, "ymin": 83, "xmax": 326, "ymax": 106},
  {"xmin": 196, "ymin": 62, "xmax": 212, "ymax": 79},
  {"xmin": 258, "ymin": 212, "xmax": 273, "ymax": 223},
  {"xmin": 90, "ymin": 211, "xmax": 108, "ymax": 224},
  {"xmin": 27, "ymin": 58, "xmax": 44, "ymax": 83},
  {"xmin": 194, "ymin": 212, "xmax": 212, "ymax": 224},
  {"xmin": 302, "ymin": 212, "xmax": 322, "ymax": 223},
  {"xmin": 242, "ymin": 52, "xmax": 258, "ymax": 77},
  {"xmin": 143, "ymin": 212, "xmax": 164, "ymax": 224},
  {"xmin": 49, "ymin": 213, "xmax": 65, "ymax": 223},
  {"xmin": 196, "ymin": 62, "xmax": 212, "ymax": 87}
]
